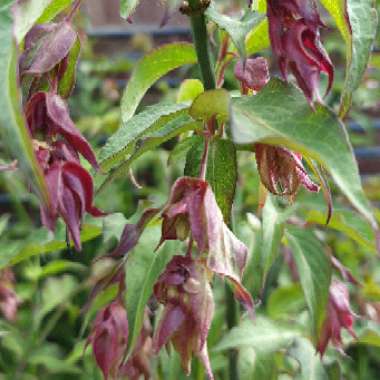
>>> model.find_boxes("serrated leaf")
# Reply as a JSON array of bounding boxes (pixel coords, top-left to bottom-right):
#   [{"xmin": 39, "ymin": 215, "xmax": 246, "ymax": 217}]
[
  {"xmin": 215, "ymin": 317, "xmax": 299, "ymax": 352},
  {"xmin": 120, "ymin": 0, "xmax": 140, "ymax": 19},
  {"xmin": 99, "ymin": 113, "xmax": 199, "ymax": 190},
  {"xmin": 99, "ymin": 103, "xmax": 189, "ymax": 171},
  {"xmin": 0, "ymin": 7, "xmax": 47, "ymax": 203},
  {"xmin": 125, "ymin": 225, "xmax": 178, "ymax": 356},
  {"xmin": 320, "ymin": 0, "xmax": 378, "ymax": 116},
  {"xmin": 121, "ymin": 43, "xmax": 197, "ymax": 123},
  {"xmin": 231, "ymin": 78, "xmax": 376, "ymax": 228},
  {"xmin": 287, "ymin": 337, "xmax": 329, "ymax": 380},
  {"xmin": 0, "ymin": 224, "xmax": 101, "ymax": 269},
  {"xmin": 205, "ymin": 3, "xmax": 265, "ymax": 57},
  {"xmin": 184, "ymin": 138, "xmax": 237, "ymax": 222},
  {"xmin": 285, "ymin": 227, "xmax": 331, "ymax": 339},
  {"xmin": 189, "ymin": 89, "xmax": 231, "ymax": 124}
]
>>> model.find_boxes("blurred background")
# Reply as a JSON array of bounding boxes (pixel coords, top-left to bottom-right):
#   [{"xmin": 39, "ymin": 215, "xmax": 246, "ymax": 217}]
[{"xmin": 0, "ymin": 1, "xmax": 379, "ymax": 379}]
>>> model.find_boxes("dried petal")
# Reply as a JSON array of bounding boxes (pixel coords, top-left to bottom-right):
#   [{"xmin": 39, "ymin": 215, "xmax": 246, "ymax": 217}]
[
  {"xmin": 160, "ymin": 177, "xmax": 254, "ymax": 313},
  {"xmin": 20, "ymin": 22, "xmax": 77, "ymax": 77}
]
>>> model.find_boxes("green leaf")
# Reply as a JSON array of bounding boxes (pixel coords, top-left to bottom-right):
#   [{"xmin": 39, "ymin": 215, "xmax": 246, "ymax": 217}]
[
  {"xmin": 245, "ymin": 18, "xmax": 269, "ymax": 55},
  {"xmin": 302, "ymin": 197, "xmax": 377, "ymax": 253},
  {"xmin": 215, "ymin": 317, "xmax": 299, "ymax": 352},
  {"xmin": 121, "ymin": 43, "xmax": 197, "ymax": 122},
  {"xmin": 0, "ymin": 7, "xmax": 47, "ymax": 203},
  {"xmin": 0, "ymin": 224, "xmax": 101, "ymax": 269},
  {"xmin": 267, "ymin": 284, "xmax": 305, "ymax": 320},
  {"xmin": 120, "ymin": 0, "xmax": 140, "ymax": 19},
  {"xmin": 189, "ymin": 89, "xmax": 231, "ymax": 124},
  {"xmin": 99, "ymin": 103, "xmax": 190, "ymax": 171},
  {"xmin": 320, "ymin": 0, "xmax": 378, "ymax": 116},
  {"xmin": 125, "ymin": 224, "xmax": 178, "ymax": 356},
  {"xmin": 37, "ymin": 0, "xmax": 73, "ymax": 23},
  {"xmin": 184, "ymin": 138, "xmax": 237, "ymax": 222},
  {"xmin": 36, "ymin": 275, "xmax": 78, "ymax": 323},
  {"xmin": 285, "ymin": 226, "xmax": 331, "ymax": 339},
  {"xmin": 205, "ymin": 3, "xmax": 265, "ymax": 57},
  {"xmin": 287, "ymin": 337, "xmax": 329, "ymax": 380},
  {"xmin": 231, "ymin": 78, "xmax": 376, "ymax": 228},
  {"xmin": 260, "ymin": 195, "xmax": 284, "ymax": 285},
  {"xmin": 99, "ymin": 112, "xmax": 198, "ymax": 190},
  {"xmin": 58, "ymin": 36, "xmax": 80, "ymax": 98},
  {"xmin": 13, "ymin": 0, "xmax": 53, "ymax": 42},
  {"xmin": 177, "ymin": 79, "xmax": 204, "ymax": 103},
  {"xmin": 238, "ymin": 347, "xmax": 277, "ymax": 380}
]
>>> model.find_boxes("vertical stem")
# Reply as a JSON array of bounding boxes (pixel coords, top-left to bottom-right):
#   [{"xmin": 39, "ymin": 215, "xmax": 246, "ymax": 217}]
[
  {"xmin": 186, "ymin": 2, "xmax": 238, "ymax": 379},
  {"xmin": 188, "ymin": 0, "xmax": 216, "ymax": 90}
]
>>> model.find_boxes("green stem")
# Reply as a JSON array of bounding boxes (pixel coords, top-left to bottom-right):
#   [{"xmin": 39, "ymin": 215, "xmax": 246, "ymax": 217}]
[
  {"xmin": 186, "ymin": 3, "xmax": 238, "ymax": 379},
  {"xmin": 188, "ymin": 0, "xmax": 216, "ymax": 90}
]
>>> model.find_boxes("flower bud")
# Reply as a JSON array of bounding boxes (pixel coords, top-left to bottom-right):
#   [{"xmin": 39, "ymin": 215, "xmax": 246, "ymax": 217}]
[
  {"xmin": 87, "ymin": 300, "xmax": 129, "ymax": 380},
  {"xmin": 317, "ymin": 280, "xmax": 357, "ymax": 356}
]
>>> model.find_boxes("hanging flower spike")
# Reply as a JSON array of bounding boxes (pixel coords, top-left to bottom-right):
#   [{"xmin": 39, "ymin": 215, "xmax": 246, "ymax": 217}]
[
  {"xmin": 234, "ymin": 57, "xmax": 270, "ymax": 94},
  {"xmin": 159, "ymin": 177, "xmax": 254, "ymax": 314},
  {"xmin": 267, "ymin": 0, "xmax": 333, "ymax": 103},
  {"xmin": 153, "ymin": 255, "xmax": 214, "ymax": 380},
  {"xmin": 255, "ymin": 144, "xmax": 319, "ymax": 197},
  {"xmin": 317, "ymin": 280, "xmax": 357, "ymax": 356},
  {"xmin": 86, "ymin": 299, "xmax": 129, "ymax": 380},
  {"xmin": 37, "ymin": 142, "xmax": 103, "ymax": 251}
]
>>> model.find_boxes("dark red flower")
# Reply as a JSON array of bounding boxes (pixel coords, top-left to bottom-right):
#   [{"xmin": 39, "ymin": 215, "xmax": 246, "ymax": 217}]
[
  {"xmin": 26, "ymin": 91, "xmax": 98, "ymax": 169},
  {"xmin": 317, "ymin": 280, "xmax": 357, "ymax": 356},
  {"xmin": 234, "ymin": 57, "xmax": 270, "ymax": 94},
  {"xmin": 36, "ymin": 141, "xmax": 103, "ymax": 250},
  {"xmin": 255, "ymin": 144, "xmax": 319, "ymax": 197},
  {"xmin": 153, "ymin": 255, "xmax": 214, "ymax": 379},
  {"xmin": 159, "ymin": 177, "xmax": 254, "ymax": 313},
  {"xmin": 267, "ymin": 0, "xmax": 333, "ymax": 102},
  {"xmin": 87, "ymin": 300, "xmax": 129, "ymax": 380},
  {"xmin": 0, "ymin": 268, "xmax": 19, "ymax": 322},
  {"xmin": 119, "ymin": 308, "xmax": 153, "ymax": 380}
]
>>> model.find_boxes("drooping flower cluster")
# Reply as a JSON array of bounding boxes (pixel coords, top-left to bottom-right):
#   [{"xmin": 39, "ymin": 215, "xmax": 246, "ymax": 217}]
[
  {"xmin": 153, "ymin": 255, "xmax": 214, "ymax": 379},
  {"xmin": 255, "ymin": 144, "xmax": 319, "ymax": 197},
  {"xmin": 0, "ymin": 268, "xmax": 20, "ymax": 322},
  {"xmin": 20, "ymin": 17, "xmax": 103, "ymax": 250},
  {"xmin": 159, "ymin": 176, "xmax": 253, "ymax": 312},
  {"xmin": 317, "ymin": 280, "xmax": 357, "ymax": 356},
  {"xmin": 267, "ymin": 0, "xmax": 334, "ymax": 102}
]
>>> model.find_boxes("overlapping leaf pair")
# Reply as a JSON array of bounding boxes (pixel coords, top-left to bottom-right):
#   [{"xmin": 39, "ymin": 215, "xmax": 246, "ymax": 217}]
[{"xmin": 20, "ymin": 18, "xmax": 103, "ymax": 250}]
